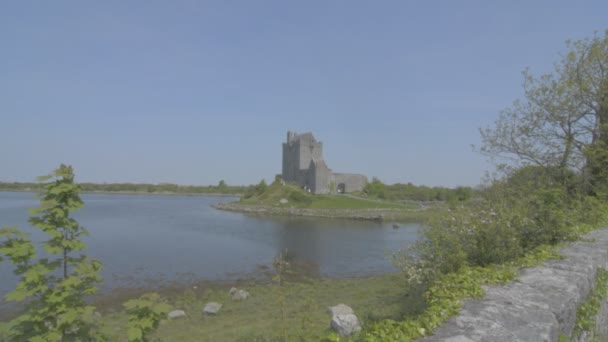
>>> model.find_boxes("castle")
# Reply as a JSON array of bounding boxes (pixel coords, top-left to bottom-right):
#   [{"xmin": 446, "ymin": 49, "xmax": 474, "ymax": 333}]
[{"xmin": 281, "ymin": 131, "xmax": 367, "ymax": 194}]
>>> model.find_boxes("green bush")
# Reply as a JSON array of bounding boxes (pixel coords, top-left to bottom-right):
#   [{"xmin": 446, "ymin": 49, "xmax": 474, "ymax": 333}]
[
  {"xmin": 287, "ymin": 189, "xmax": 312, "ymax": 205},
  {"xmin": 383, "ymin": 164, "xmax": 608, "ymax": 341}
]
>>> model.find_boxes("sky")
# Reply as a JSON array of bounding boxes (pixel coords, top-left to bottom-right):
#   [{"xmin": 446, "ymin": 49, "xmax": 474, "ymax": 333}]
[{"xmin": 1, "ymin": 1, "xmax": 607, "ymax": 187}]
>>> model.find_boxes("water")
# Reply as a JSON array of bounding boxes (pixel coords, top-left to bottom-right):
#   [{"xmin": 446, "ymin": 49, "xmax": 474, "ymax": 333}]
[{"xmin": 0, "ymin": 191, "xmax": 420, "ymax": 297}]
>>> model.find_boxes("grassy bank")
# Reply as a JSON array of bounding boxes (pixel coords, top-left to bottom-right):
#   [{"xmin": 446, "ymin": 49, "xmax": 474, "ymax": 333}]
[
  {"xmin": 219, "ymin": 182, "xmax": 439, "ymax": 222},
  {"xmin": 0, "ymin": 273, "xmax": 424, "ymax": 341},
  {"xmin": 239, "ymin": 182, "xmax": 416, "ymax": 209}
]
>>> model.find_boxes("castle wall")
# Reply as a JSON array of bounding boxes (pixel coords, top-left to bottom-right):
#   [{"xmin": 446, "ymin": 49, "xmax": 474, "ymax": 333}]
[
  {"xmin": 297, "ymin": 138, "xmax": 323, "ymax": 170},
  {"xmin": 330, "ymin": 173, "xmax": 367, "ymax": 193},
  {"xmin": 282, "ymin": 131, "xmax": 367, "ymax": 194},
  {"xmin": 311, "ymin": 161, "xmax": 331, "ymax": 194},
  {"xmin": 282, "ymin": 142, "xmax": 300, "ymax": 183}
]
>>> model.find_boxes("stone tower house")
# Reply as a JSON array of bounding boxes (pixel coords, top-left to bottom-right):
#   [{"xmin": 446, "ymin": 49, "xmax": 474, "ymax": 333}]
[{"xmin": 281, "ymin": 131, "xmax": 367, "ymax": 194}]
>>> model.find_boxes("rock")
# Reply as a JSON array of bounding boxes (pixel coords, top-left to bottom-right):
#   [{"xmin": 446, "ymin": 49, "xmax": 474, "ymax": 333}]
[
  {"xmin": 327, "ymin": 304, "xmax": 354, "ymax": 316},
  {"xmin": 203, "ymin": 302, "xmax": 222, "ymax": 315},
  {"xmin": 331, "ymin": 313, "xmax": 361, "ymax": 336},
  {"xmin": 167, "ymin": 310, "xmax": 186, "ymax": 319},
  {"xmin": 231, "ymin": 289, "xmax": 250, "ymax": 301},
  {"xmin": 392, "ymin": 223, "xmax": 399, "ymax": 229},
  {"xmin": 279, "ymin": 198, "xmax": 289, "ymax": 204}
]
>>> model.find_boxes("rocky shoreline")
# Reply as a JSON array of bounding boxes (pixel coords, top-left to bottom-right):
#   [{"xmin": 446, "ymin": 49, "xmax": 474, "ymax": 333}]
[{"xmin": 212, "ymin": 202, "xmax": 421, "ymax": 221}]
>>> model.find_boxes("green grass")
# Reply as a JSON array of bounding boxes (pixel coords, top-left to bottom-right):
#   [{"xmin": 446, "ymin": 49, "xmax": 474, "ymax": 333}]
[
  {"xmin": 240, "ymin": 183, "xmax": 418, "ymax": 210},
  {"xmin": 93, "ymin": 274, "xmax": 424, "ymax": 341},
  {"xmin": 307, "ymin": 195, "xmax": 415, "ymax": 209}
]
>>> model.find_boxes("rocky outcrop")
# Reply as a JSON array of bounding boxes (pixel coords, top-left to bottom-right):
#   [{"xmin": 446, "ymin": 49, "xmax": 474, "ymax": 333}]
[{"xmin": 417, "ymin": 229, "xmax": 608, "ymax": 342}]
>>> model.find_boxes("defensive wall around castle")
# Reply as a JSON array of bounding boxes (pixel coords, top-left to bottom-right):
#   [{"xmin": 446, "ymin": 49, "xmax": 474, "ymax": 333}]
[{"xmin": 416, "ymin": 228, "xmax": 608, "ymax": 342}]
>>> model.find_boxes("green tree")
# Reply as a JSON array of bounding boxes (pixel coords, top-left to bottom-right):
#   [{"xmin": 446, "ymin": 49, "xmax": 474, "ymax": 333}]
[
  {"xmin": 217, "ymin": 179, "xmax": 228, "ymax": 193},
  {"xmin": 364, "ymin": 177, "xmax": 387, "ymax": 199},
  {"xmin": 480, "ymin": 30, "xmax": 608, "ymax": 193},
  {"xmin": 0, "ymin": 164, "xmax": 103, "ymax": 341},
  {"xmin": 123, "ymin": 293, "xmax": 172, "ymax": 342}
]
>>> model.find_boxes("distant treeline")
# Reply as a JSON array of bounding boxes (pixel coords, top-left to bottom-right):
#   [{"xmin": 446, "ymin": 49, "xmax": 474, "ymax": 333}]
[
  {"xmin": 0, "ymin": 180, "xmax": 245, "ymax": 195},
  {"xmin": 363, "ymin": 178, "xmax": 474, "ymax": 202},
  {"xmin": 0, "ymin": 179, "xmax": 474, "ymax": 202}
]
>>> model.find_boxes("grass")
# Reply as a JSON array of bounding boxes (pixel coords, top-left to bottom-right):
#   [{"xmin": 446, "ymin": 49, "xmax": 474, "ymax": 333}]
[
  {"xmin": 91, "ymin": 273, "xmax": 424, "ymax": 341},
  {"xmin": 239, "ymin": 183, "xmax": 419, "ymax": 210},
  {"xmin": 307, "ymin": 195, "xmax": 416, "ymax": 209}
]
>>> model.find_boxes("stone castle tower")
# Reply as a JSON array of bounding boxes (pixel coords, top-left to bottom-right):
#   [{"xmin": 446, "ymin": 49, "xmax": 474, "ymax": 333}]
[{"xmin": 281, "ymin": 131, "xmax": 367, "ymax": 194}]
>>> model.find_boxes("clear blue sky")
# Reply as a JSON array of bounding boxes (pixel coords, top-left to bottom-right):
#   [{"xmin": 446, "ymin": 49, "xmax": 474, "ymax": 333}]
[{"xmin": 1, "ymin": 1, "xmax": 606, "ymax": 187}]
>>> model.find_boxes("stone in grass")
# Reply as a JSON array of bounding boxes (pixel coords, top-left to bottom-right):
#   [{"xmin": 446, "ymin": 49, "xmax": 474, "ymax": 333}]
[
  {"xmin": 327, "ymin": 304, "xmax": 354, "ymax": 316},
  {"xmin": 167, "ymin": 310, "xmax": 186, "ymax": 319},
  {"xmin": 331, "ymin": 314, "xmax": 361, "ymax": 336},
  {"xmin": 231, "ymin": 289, "xmax": 250, "ymax": 301},
  {"xmin": 203, "ymin": 302, "xmax": 223, "ymax": 315}
]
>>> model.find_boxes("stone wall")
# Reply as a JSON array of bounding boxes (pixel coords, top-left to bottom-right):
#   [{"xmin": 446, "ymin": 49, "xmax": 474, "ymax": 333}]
[
  {"xmin": 417, "ymin": 229, "xmax": 608, "ymax": 342},
  {"xmin": 311, "ymin": 160, "xmax": 331, "ymax": 194},
  {"xmin": 331, "ymin": 173, "xmax": 367, "ymax": 193},
  {"xmin": 282, "ymin": 131, "xmax": 367, "ymax": 194}
]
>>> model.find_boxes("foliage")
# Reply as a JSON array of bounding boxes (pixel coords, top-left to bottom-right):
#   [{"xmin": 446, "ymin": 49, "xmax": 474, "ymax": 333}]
[
  {"xmin": 0, "ymin": 180, "xmax": 246, "ymax": 195},
  {"xmin": 394, "ymin": 165, "xmax": 608, "ymax": 285},
  {"xmin": 123, "ymin": 293, "xmax": 172, "ymax": 342},
  {"xmin": 367, "ymin": 246, "xmax": 561, "ymax": 341},
  {"xmin": 381, "ymin": 162, "xmax": 606, "ymax": 340},
  {"xmin": 272, "ymin": 250, "xmax": 295, "ymax": 341},
  {"xmin": 573, "ymin": 268, "xmax": 608, "ymax": 339},
  {"xmin": 363, "ymin": 177, "xmax": 474, "ymax": 202},
  {"xmin": 239, "ymin": 181, "xmax": 416, "ymax": 210},
  {"xmin": 0, "ymin": 164, "xmax": 104, "ymax": 341},
  {"xmin": 243, "ymin": 179, "xmax": 270, "ymax": 199},
  {"xmin": 479, "ymin": 30, "xmax": 608, "ymax": 194}
]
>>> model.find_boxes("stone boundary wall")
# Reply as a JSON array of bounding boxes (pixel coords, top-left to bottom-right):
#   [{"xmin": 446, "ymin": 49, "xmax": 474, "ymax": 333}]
[{"xmin": 418, "ymin": 229, "xmax": 608, "ymax": 342}]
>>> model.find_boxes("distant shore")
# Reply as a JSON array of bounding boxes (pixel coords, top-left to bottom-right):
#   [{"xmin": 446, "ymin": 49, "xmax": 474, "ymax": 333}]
[{"xmin": 0, "ymin": 189, "xmax": 241, "ymax": 197}]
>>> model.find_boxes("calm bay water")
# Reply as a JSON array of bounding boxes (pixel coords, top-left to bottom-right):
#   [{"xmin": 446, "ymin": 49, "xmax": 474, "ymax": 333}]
[{"xmin": 0, "ymin": 191, "xmax": 419, "ymax": 297}]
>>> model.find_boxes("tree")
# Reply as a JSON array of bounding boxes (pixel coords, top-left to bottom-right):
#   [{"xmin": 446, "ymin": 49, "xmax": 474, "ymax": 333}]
[
  {"xmin": 364, "ymin": 177, "xmax": 387, "ymax": 199},
  {"xmin": 123, "ymin": 293, "xmax": 172, "ymax": 342},
  {"xmin": 217, "ymin": 179, "xmax": 227, "ymax": 192},
  {"xmin": 0, "ymin": 164, "xmax": 103, "ymax": 340},
  {"xmin": 480, "ymin": 30, "xmax": 608, "ymax": 193}
]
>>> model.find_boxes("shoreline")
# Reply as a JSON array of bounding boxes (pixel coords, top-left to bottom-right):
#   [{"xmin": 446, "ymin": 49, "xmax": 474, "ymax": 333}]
[
  {"xmin": 0, "ymin": 268, "xmax": 403, "ymax": 321},
  {"xmin": 213, "ymin": 202, "xmax": 433, "ymax": 222}
]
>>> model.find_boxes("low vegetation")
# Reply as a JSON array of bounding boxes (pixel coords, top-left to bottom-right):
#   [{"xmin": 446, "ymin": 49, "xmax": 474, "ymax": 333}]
[
  {"xmin": 0, "ymin": 180, "xmax": 245, "ymax": 195},
  {"xmin": 94, "ymin": 273, "xmax": 420, "ymax": 342},
  {"xmin": 364, "ymin": 29, "xmax": 608, "ymax": 340},
  {"xmin": 362, "ymin": 178, "xmax": 474, "ymax": 203},
  {"xmin": 572, "ymin": 268, "xmax": 608, "ymax": 340},
  {"xmin": 240, "ymin": 180, "xmax": 415, "ymax": 210}
]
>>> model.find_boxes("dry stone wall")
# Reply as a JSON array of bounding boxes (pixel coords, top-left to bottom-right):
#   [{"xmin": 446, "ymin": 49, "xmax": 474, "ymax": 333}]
[{"xmin": 417, "ymin": 229, "xmax": 608, "ymax": 342}]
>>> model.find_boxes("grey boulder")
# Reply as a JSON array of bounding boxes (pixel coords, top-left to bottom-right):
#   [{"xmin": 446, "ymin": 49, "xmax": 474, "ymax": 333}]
[
  {"xmin": 167, "ymin": 310, "xmax": 186, "ymax": 319},
  {"xmin": 203, "ymin": 302, "xmax": 222, "ymax": 315},
  {"xmin": 229, "ymin": 287, "xmax": 250, "ymax": 300},
  {"xmin": 327, "ymin": 304, "xmax": 354, "ymax": 316},
  {"xmin": 331, "ymin": 313, "xmax": 361, "ymax": 336}
]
